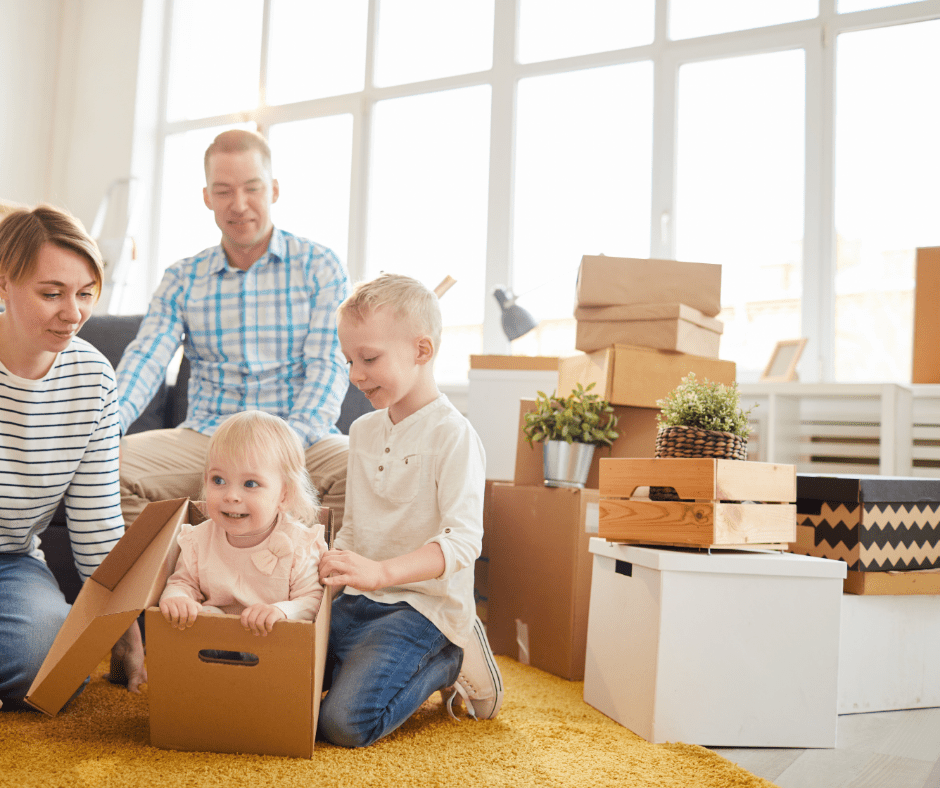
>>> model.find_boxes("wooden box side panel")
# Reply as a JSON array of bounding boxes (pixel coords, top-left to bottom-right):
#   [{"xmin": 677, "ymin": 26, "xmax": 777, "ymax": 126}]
[{"xmin": 599, "ymin": 499, "xmax": 795, "ymax": 547}]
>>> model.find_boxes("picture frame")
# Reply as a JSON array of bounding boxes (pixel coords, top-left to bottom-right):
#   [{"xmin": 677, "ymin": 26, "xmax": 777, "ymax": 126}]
[{"xmin": 760, "ymin": 338, "xmax": 808, "ymax": 382}]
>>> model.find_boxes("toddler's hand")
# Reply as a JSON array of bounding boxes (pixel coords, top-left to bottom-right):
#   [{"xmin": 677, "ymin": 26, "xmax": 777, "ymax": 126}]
[
  {"xmin": 241, "ymin": 603, "xmax": 287, "ymax": 636},
  {"xmin": 160, "ymin": 596, "xmax": 202, "ymax": 630}
]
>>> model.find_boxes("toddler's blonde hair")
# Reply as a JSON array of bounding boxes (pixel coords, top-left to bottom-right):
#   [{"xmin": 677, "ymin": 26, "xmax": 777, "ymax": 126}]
[
  {"xmin": 338, "ymin": 272, "xmax": 442, "ymax": 351},
  {"xmin": 205, "ymin": 411, "xmax": 319, "ymax": 526}
]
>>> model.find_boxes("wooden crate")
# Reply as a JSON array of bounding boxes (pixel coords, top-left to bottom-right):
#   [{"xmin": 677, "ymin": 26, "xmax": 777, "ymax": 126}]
[{"xmin": 598, "ymin": 458, "xmax": 797, "ymax": 549}]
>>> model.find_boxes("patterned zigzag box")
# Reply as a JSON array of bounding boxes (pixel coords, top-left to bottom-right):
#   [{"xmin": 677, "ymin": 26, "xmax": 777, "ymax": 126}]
[{"xmin": 793, "ymin": 474, "xmax": 940, "ymax": 574}]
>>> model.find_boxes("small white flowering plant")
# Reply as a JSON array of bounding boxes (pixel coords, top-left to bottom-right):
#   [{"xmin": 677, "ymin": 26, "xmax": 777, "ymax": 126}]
[{"xmin": 655, "ymin": 372, "xmax": 753, "ymax": 438}]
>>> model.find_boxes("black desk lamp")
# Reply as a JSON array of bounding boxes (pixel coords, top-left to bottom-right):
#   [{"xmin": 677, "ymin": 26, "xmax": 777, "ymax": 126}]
[{"xmin": 493, "ymin": 286, "xmax": 538, "ymax": 341}]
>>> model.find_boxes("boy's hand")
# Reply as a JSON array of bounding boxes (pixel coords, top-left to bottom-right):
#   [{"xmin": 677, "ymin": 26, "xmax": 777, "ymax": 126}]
[
  {"xmin": 160, "ymin": 596, "xmax": 202, "ymax": 630},
  {"xmin": 319, "ymin": 548, "xmax": 386, "ymax": 591},
  {"xmin": 241, "ymin": 604, "xmax": 287, "ymax": 636}
]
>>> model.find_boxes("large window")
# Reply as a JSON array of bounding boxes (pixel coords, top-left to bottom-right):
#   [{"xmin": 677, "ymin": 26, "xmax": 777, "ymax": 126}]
[{"xmin": 150, "ymin": 0, "xmax": 940, "ymax": 385}]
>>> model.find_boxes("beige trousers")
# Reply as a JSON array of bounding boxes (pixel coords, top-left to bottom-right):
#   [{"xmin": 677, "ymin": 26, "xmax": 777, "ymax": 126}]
[{"xmin": 119, "ymin": 427, "xmax": 349, "ymax": 534}]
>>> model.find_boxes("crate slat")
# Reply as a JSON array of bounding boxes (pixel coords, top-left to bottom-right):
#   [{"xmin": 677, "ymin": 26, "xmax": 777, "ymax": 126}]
[
  {"xmin": 599, "ymin": 499, "xmax": 796, "ymax": 548},
  {"xmin": 599, "ymin": 458, "xmax": 795, "ymax": 502}
]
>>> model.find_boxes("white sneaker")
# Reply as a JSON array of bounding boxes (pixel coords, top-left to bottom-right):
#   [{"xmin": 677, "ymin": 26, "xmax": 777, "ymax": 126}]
[{"xmin": 446, "ymin": 616, "xmax": 504, "ymax": 720}]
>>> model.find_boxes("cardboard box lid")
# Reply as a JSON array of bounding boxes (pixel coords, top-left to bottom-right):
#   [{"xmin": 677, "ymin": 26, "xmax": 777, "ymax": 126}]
[
  {"xmin": 470, "ymin": 354, "xmax": 559, "ymax": 371},
  {"xmin": 575, "ymin": 255, "xmax": 722, "ymax": 316},
  {"xmin": 588, "ymin": 537, "xmax": 847, "ymax": 579},
  {"xmin": 573, "ymin": 303, "xmax": 724, "ymax": 334},
  {"xmin": 797, "ymin": 474, "xmax": 940, "ymax": 505},
  {"xmin": 26, "ymin": 498, "xmax": 205, "ymax": 715}
]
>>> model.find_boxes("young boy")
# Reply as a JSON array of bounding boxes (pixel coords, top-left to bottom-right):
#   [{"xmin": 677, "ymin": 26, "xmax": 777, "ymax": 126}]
[{"xmin": 317, "ymin": 273, "xmax": 502, "ymax": 748}]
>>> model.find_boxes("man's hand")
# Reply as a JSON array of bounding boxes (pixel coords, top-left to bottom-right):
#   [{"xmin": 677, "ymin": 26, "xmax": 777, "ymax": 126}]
[
  {"xmin": 105, "ymin": 620, "xmax": 147, "ymax": 693},
  {"xmin": 160, "ymin": 596, "xmax": 202, "ymax": 630},
  {"xmin": 319, "ymin": 549, "xmax": 386, "ymax": 592},
  {"xmin": 241, "ymin": 603, "xmax": 286, "ymax": 636}
]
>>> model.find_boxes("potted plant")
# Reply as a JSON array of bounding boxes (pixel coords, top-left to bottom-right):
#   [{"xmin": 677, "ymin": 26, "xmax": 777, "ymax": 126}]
[
  {"xmin": 522, "ymin": 382, "xmax": 619, "ymax": 488},
  {"xmin": 654, "ymin": 372, "xmax": 753, "ymax": 461}
]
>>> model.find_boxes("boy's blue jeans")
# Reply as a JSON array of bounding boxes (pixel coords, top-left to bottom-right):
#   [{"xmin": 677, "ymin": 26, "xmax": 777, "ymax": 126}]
[
  {"xmin": 318, "ymin": 594, "xmax": 462, "ymax": 748},
  {"xmin": 0, "ymin": 554, "xmax": 74, "ymax": 710}
]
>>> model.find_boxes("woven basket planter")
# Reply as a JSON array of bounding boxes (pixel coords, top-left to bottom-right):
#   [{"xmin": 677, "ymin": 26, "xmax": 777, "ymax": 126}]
[{"xmin": 651, "ymin": 425, "xmax": 748, "ymax": 500}]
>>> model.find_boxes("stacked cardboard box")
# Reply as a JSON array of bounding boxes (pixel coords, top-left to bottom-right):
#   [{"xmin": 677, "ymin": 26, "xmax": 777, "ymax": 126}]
[
  {"xmin": 573, "ymin": 255, "xmax": 724, "ymax": 356},
  {"xmin": 563, "ymin": 255, "xmax": 736, "ymax": 408}
]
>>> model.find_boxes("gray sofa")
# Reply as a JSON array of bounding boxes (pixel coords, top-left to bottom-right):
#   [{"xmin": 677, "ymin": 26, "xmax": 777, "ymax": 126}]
[{"xmin": 44, "ymin": 314, "xmax": 371, "ymax": 603}]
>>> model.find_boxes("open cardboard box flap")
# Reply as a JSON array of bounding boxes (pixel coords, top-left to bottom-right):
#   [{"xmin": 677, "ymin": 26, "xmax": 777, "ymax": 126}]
[{"xmin": 26, "ymin": 498, "xmax": 205, "ymax": 715}]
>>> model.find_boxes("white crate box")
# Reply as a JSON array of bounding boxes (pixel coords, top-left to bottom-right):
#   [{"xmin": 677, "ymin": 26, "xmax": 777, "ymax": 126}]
[{"xmin": 583, "ymin": 538, "xmax": 846, "ymax": 747}]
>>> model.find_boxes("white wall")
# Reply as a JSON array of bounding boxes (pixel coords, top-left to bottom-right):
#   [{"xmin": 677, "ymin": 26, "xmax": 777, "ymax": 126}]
[
  {"xmin": 0, "ymin": 0, "xmax": 62, "ymax": 207},
  {"xmin": 0, "ymin": 0, "xmax": 146, "ymax": 234}
]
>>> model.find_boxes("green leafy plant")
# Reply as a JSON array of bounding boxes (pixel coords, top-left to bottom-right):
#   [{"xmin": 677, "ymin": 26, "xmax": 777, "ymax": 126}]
[
  {"xmin": 655, "ymin": 372, "xmax": 753, "ymax": 438},
  {"xmin": 522, "ymin": 383, "xmax": 619, "ymax": 448}
]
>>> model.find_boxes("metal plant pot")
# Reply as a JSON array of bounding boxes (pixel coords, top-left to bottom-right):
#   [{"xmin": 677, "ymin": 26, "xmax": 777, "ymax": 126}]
[{"xmin": 542, "ymin": 440, "xmax": 596, "ymax": 489}]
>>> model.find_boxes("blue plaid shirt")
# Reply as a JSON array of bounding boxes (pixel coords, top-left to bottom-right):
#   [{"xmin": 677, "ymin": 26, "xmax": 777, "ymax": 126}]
[{"xmin": 116, "ymin": 228, "xmax": 349, "ymax": 447}]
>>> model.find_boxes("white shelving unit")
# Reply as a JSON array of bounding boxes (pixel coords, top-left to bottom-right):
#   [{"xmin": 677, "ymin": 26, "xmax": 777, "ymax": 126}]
[{"xmin": 739, "ymin": 383, "xmax": 940, "ymax": 478}]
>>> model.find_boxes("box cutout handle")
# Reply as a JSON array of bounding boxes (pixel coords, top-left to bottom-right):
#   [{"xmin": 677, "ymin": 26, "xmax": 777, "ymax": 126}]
[
  {"xmin": 197, "ymin": 649, "xmax": 260, "ymax": 666},
  {"xmin": 615, "ymin": 560, "xmax": 632, "ymax": 577}
]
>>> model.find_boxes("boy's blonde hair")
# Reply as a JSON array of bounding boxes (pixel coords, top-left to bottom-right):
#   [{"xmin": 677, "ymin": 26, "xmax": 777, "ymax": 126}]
[
  {"xmin": 205, "ymin": 411, "xmax": 319, "ymax": 526},
  {"xmin": 338, "ymin": 272, "xmax": 442, "ymax": 350},
  {"xmin": 0, "ymin": 204, "xmax": 104, "ymax": 294}
]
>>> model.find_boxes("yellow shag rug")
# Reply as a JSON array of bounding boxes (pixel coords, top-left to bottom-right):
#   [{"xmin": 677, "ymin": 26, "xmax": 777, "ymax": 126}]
[{"xmin": 0, "ymin": 656, "xmax": 776, "ymax": 788}]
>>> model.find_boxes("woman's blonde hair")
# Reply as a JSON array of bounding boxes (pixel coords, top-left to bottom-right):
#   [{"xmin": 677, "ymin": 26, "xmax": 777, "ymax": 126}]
[
  {"xmin": 338, "ymin": 272, "xmax": 442, "ymax": 350},
  {"xmin": 0, "ymin": 204, "xmax": 104, "ymax": 294},
  {"xmin": 205, "ymin": 411, "xmax": 320, "ymax": 526}
]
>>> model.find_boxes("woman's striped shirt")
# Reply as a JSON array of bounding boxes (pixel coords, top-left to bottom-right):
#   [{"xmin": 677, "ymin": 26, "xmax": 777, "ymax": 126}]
[{"xmin": 0, "ymin": 337, "xmax": 124, "ymax": 581}]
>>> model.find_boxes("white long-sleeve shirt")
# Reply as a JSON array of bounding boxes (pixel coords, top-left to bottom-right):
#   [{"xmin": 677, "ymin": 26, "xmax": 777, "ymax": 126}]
[{"xmin": 335, "ymin": 394, "xmax": 485, "ymax": 647}]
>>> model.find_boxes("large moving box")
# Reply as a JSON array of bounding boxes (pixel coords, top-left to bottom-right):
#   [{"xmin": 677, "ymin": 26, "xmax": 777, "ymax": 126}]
[
  {"xmin": 487, "ymin": 484, "xmax": 597, "ymax": 680},
  {"xmin": 583, "ymin": 538, "xmax": 846, "ymax": 747}
]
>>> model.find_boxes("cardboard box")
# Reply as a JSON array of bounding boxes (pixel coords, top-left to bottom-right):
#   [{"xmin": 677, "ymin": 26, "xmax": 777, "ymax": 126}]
[
  {"xmin": 468, "ymin": 355, "xmax": 559, "ymax": 481},
  {"xmin": 26, "ymin": 498, "xmax": 204, "ymax": 716},
  {"xmin": 146, "ymin": 597, "xmax": 331, "ymax": 758},
  {"xmin": 583, "ymin": 537, "xmax": 846, "ymax": 747},
  {"xmin": 575, "ymin": 255, "xmax": 722, "ymax": 316},
  {"xmin": 912, "ymin": 247, "xmax": 940, "ymax": 383},
  {"xmin": 598, "ymin": 458, "xmax": 797, "ymax": 549},
  {"xmin": 27, "ymin": 498, "xmax": 333, "ymax": 759},
  {"xmin": 574, "ymin": 303, "xmax": 723, "ymax": 357},
  {"xmin": 487, "ymin": 484, "xmax": 597, "ymax": 680},
  {"xmin": 513, "ymin": 399, "xmax": 659, "ymax": 489},
  {"xmin": 558, "ymin": 344, "xmax": 736, "ymax": 409},
  {"xmin": 793, "ymin": 474, "xmax": 940, "ymax": 592},
  {"xmin": 838, "ymin": 593, "xmax": 940, "ymax": 714}
]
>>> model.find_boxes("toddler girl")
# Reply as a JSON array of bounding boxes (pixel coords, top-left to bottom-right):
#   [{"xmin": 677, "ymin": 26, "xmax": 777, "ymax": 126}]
[{"xmin": 159, "ymin": 410, "xmax": 326, "ymax": 636}]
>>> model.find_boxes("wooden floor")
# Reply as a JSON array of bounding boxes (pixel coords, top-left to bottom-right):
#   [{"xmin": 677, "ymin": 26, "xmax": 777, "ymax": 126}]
[{"xmin": 709, "ymin": 706, "xmax": 940, "ymax": 788}]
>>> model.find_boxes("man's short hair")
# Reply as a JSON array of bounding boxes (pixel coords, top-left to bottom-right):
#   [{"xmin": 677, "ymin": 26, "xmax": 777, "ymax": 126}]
[
  {"xmin": 204, "ymin": 129, "xmax": 273, "ymax": 179},
  {"xmin": 0, "ymin": 204, "xmax": 104, "ymax": 294},
  {"xmin": 338, "ymin": 272, "xmax": 443, "ymax": 351}
]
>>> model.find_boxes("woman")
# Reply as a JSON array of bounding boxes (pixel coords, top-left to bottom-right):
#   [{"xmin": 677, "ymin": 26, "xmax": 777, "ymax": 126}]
[{"xmin": 0, "ymin": 204, "xmax": 145, "ymax": 710}]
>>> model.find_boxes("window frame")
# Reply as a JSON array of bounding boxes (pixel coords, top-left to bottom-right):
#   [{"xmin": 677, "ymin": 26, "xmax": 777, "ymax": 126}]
[{"xmin": 144, "ymin": 0, "xmax": 940, "ymax": 383}]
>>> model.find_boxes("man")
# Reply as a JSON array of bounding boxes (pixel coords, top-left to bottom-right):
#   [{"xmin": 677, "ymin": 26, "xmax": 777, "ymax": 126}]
[{"xmin": 116, "ymin": 129, "xmax": 350, "ymax": 532}]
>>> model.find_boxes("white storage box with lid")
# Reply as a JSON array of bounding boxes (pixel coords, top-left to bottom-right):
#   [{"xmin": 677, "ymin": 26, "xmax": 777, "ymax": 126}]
[
  {"xmin": 838, "ymin": 593, "xmax": 940, "ymax": 714},
  {"xmin": 583, "ymin": 538, "xmax": 847, "ymax": 747}
]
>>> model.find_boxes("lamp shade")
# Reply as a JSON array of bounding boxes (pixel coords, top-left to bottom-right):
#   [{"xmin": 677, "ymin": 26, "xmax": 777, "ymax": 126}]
[{"xmin": 493, "ymin": 287, "xmax": 538, "ymax": 341}]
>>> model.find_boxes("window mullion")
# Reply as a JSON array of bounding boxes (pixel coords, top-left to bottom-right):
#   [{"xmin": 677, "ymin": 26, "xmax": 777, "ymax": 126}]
[{"xmin": 482, "ymin": 0, "xmax": 518, "ymax": 354}]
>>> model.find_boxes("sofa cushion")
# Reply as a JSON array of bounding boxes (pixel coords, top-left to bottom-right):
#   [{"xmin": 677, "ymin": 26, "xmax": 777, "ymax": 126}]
[{"xmin": 77, "ymin": 315, "xmax": 169, "ymax": 434}]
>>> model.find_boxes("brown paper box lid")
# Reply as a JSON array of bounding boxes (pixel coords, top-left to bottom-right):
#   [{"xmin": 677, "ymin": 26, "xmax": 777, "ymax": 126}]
[
  {"xmin": 470, "ymin": 354, "xmax": 559, "ymax": 371},
  {"xmin": 573, "ymin": 302, "xmax": 724, "ymax": 333},
  {"xmin": 25, "ymin": 498, "xmax": 202, "ymax": 715}
]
